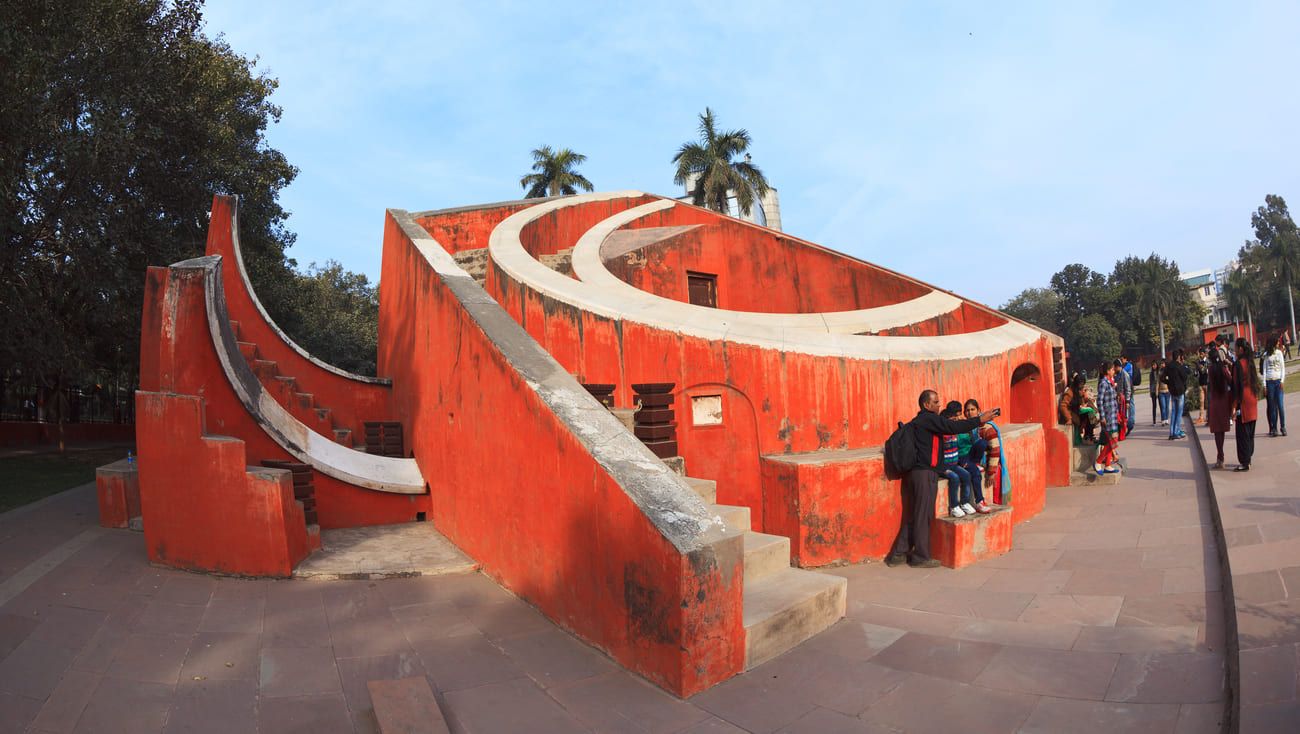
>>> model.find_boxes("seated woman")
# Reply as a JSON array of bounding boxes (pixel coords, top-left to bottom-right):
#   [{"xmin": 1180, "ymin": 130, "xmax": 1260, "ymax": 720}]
[
  {"xmin": 960, "ymin": 399, "xmax": 996, "ymax": 512},
  {"xmin": 940, "ymin": 402, "xmax": 977, "ymax": 518}
]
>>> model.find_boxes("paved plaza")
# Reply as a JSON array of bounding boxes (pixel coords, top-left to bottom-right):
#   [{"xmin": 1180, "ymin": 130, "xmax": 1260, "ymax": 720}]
[{"xmin": 3, "ymin": 397, "xmax": 1294, "ymax": 732}]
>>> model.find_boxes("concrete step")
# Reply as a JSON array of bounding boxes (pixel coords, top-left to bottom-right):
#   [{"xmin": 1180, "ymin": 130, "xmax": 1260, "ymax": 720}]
[
  {"xmin": 367, "ymin": 678, "xmax": 450, "ymax": 734},
  {"xmin": 294, "ymin": 392, "xmax": 315, "ymax": 410},
  {"xmin": 236, "ymin": 341, "xmax": 258, "ymax": 361},
  {"xmin": 333, "ymin": 428, "xmax": 352, "ymax": 445},
  {"xmin": 742, "ymin": 531, "xmax": 791, "ymax": 583},
  {"xmin": 710, "ymin": 503, "xmax": 750, "ymax": 531},
  {"xmin": 315, "ymin": 407, "xmax": 331, "ymax": 422},
  {"xmin": 662, "ymin": 456, "xmax": 686, "ymax": 475},
  {"xmin": 684, "ymin": 476, "xmax": 716, "ymax": 503},
  {"xmin": 743, "ymin": 568, "xmax": 846, "ymax": 668},
  {"xmin": 1070, "ymin": 470, "xmax": 1123, "ymax": 486},
  {"xmin": 251, "ymin": 359, "xmax": 278, "ymax": 379}
]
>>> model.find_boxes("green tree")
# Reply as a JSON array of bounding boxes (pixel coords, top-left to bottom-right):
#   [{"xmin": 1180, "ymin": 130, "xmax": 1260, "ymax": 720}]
[
  {"xmin": 1048, "ymin": 264, "xmax": 1106, "ymax": 335},
  {"xmin": 1067, "ymin": 314, "xmax": 1122, "ymax": 376},
  {"xmin": 1129, "ymin": 255, "xmax": 1186, "ymax": 359},
  {"xmin": 1001, "ymin": 288, "xmax": 1061, "ymax": 333},
  {"xmin": 284, "ymin": 261, "xmax": 379, "ymax": 376},
  {"xmin": 0, "ymin": 0, "xmax": 298, "ymax": 395},
  {"xmin": 1222, "ymin": 264, "xmax": 1263, "ymax": 346},
  {"xmin": 519, "ymin": 146, "xmax": 594, "ymax": 198},
  {"xmin": 672, "ymin": 107, "xmax": 770, "ymax": 217},
  {"xmin": 1245, "ymin": 195, "xmax": 1300, "ymax": 344}
]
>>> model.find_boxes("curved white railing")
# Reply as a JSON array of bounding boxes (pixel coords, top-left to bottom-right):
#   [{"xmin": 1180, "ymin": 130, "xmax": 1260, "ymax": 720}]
[
  {"xmin": 178, "ymin": 256, "xmax": 424, "ymax": 494},
  {"xmin": 488, "ymin": 192, "xmax": 1041, "ymax": 360}
]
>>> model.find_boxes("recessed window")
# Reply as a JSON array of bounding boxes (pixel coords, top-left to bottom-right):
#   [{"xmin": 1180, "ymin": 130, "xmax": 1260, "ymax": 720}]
[
  {"xmin": 691, "ymin": 394, "xmax": 723, "ymax": 426},
  {"xmin": 687, "ymin": 271, "xmax": 717, "ymax": 308}
]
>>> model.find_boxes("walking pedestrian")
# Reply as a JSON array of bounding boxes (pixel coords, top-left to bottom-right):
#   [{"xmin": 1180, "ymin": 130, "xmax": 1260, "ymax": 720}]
[
  {"xmin": 1233, "ymin": 338, "xmax": 1262, "ymax": 471},
  {"xmin": 1206, "ymin": 347, "xmax": 1233, "ymax": 469},
  {"xmin": 1162, "ymin": 350, "xmax": 1188, "ymax": 439},
  {"xmin": 1263, "ymin": 335, "xmax": 1287, "ymax": 437},
  {"xmin": 1121, "ymin": 356, "xmax": 1136, "ymax": 432}
]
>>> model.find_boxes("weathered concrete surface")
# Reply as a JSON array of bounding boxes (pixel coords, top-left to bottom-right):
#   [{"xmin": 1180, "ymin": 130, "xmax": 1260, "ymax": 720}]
[
  {"xmin": 95, "ymin": 459, "xmax": 140, "ymax": 530},
  {"xmin": 294, "ymin": 523, "xmax": 477, "ymax": 580},
  {"xmin": 366, "ymin": 677, "xmax": 450, "ymax": 734}
]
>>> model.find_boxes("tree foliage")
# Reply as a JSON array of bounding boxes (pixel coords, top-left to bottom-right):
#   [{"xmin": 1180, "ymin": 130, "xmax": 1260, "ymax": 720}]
[
  {"xmin": 0, "ymin": 0, "xmax": 380, "ymax": 389},
  {"xmin": 519, "ymin": 146, "xmax": 594, "ymax": 198},
  {"xmin": 672, "ymin": 107, "xmax": 770, "ymax": 217},
  {"xmin": 1000, "ymin": 288, "xmax": 1060, "ymax": 333},
  {"xmin": 1048, "ymin": 264, "xmax": 1106, "ymax": 336},
  {"xmin": 281, "ymin": 261, "xmax": 379, "ymax": 376},
  {"xmin": 1241, "ymin": 194, "xmax": 1300, "ymax": 341},
  {"xmin": 1067, "ymin": 315, "xmax": 1121, "ymax": 375}
]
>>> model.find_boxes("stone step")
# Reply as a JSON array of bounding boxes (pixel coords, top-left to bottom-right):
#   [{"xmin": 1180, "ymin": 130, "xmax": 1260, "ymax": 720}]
[
  {"xmin": 930, "ymin": 505, "xmax": 1013, "ymax": 568},
  {"xmin": 251, "ymin": 359, "xmax": 278, "ymax": 379},
  {"xmin": 743, "ymin": 568, "xmax": 846, "ymax": 668},
  {"xmin": 236, "ymin": 341, "xmax": 258, "ymax": 361},
  {"xmin": 228, "ymin": 320, "xmax": 240, "ymax": 340},
  {"xmin": 367, "ymin": 678, "xmax": 451, "ymax": 734},
  {"xmin": 294, "ymin": 392, "xmax": 315, "ymax": 410},
  {"xmin": 742, "ymin": 531, "xmax": 790, "ymax": 583},
  {"xmin": 1070, "ymin": 470, "xmax": 1123, "ymax": 486},
  {"xmin": 710, "ymin": 503, "xmax": 750, "ymax": 532},
  {"xmin": 315, "ymin": 407, "xmax": 331, "ymax": 423},
  {"xmin": 610, "ymin": 407, "xmax": 636, "ymax": 432},
  {"xmin": 684, "ymin": 476, "xmax": 716, "ymax": 503},
  {"xmin": 333, "ymin": 428, "xmax": 352, "ymax": 445}
]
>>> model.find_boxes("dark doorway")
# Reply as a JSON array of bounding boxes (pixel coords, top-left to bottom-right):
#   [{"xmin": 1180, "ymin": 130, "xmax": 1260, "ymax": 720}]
[{"xmin": 687, "ymin": 271, "xmax": 718, "ymax": 308}]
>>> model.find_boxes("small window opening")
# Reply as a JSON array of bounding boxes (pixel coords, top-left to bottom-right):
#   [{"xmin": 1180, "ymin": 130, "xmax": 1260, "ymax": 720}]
[{"xmin": 687, "ymin": 271, "xmax": 718, "ymax": 308}]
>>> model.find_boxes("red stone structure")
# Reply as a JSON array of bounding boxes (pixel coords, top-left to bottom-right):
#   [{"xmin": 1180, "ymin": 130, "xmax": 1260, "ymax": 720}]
[{"xmin": 122, "ymin": 192, "xmax": 1070, "ymax": 696}]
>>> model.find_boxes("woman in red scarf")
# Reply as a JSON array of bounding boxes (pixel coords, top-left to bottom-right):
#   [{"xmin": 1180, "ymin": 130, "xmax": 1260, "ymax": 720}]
[{"xmin": 1232, "ymin": 338, "xmax": 1262, "ymax": 471}]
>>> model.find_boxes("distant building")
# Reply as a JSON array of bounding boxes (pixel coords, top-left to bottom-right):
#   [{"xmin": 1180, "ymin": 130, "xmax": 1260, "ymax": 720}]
[
  {"xmin": 678, "ymin": 166, "xmax": 782, "ymax": 231},
  {"xmin": 1183, "ymin": 261, "xmax": 1255, "ymax": 345}
]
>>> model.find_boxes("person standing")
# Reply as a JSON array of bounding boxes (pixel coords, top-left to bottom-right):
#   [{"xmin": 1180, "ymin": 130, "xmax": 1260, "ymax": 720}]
[
  {"xmin": 1094, "ymin": 362, "xmax": 1122, "ymax": 474},
  {"xmin": 1195, "ymin": 350, "xmax": 1209, "ymax": 425},
  {"xmin": 1206, "ymin": 346, "xmax": 1233, "ymax": 469},
  {"xmin": 1157, "ymin": 359, "xmax": 1171, "ymax": 425},
  {"xmin": 1113, "ymin": 359, "xmax": 1133, "ymax": 440},
  {"xmin": 1263, "ymin": 335, "xmax": 1287, "ymax": 437},
  {"xmin": 1148, "ymin": 359, "xmax": 1160, "ymax": 425},
  {"xmin": 887, "ymin": 390, "xmax": 998, "ymax": 568},
  {"xmin": 1121, "ymin": 357, "xmax": 1136, "ymax": 432},
  {"xmin": 1233, "ymin": 338, "xmax": 1262, "ymax": 471},
  {"xmin": 1162, "ymin": 350, "xmax": 1189, "ymax": 439}
]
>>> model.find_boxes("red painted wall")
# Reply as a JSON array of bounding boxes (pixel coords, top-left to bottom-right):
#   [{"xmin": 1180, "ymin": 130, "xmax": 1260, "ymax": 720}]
[
  {"xmin": 377, "ymin": 213, "xmax": 744, "ymax": 697},
  {"xmin": 139, "ymin": 265, "xmax": 428, "ymax": 530},
  {"xmin": 205, "ymin": 196, "xmax": 393, "ymax": 439},
  {"xmin": 136, "ymin": 390, "xmax": 313, "ymax": 577},
  {"xmin": 414, "ymin": 201, "xmax": 539, "ymax": 255}
]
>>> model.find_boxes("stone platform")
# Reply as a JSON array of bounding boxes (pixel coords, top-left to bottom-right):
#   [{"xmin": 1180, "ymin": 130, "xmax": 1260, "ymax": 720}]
[{"xmin": 292, "ymin": 523, "xmax": 478, "ymax": 580}]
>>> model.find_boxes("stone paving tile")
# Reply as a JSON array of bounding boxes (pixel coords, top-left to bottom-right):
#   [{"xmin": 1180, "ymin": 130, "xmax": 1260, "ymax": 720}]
[
  {"xmin": 1141, "ymin": 544, "xmax": 1215, "ymax": 570},
  {"xmin": 196, "ymin": 596, "xmax": 264, "ymax": 635},
  {"xmin": 796, "ymin": 620, "xmax": 906, "ymax": 661},
  {"xmin": 132, "ymin": 600, "xmax": 205, "ymax": 636},
  {"xmin": 334, "ymin": 650, "xmax": 426, "ymax": 718},
  {"xmin": 154, "ymin": 574, "xmax": 215, "ymax": 606},
  {"xmin": 29, "ymin": 669, "xmax": 100, "ymax": 733},
  {"xmin": 259, "ymin": 646, "xmax": 342, "ymax": 698},
  {"xmin": 678, "ymin": 718, "xmax": 748, "ymax": 733},
  {"xmin": 548, "ymin": 671, "xmax": 713, "ymax": 734},
  {"xmin": 980, "ymin": 568, "xmax": 1073, "ymax": 594},
  {"xmin": 443, "ymin": 677, "xmax": 594, "ymax": 734},
  {"xmin": 409, "ymin": 629, "xmax": 525, "ymax": 693},
  {"xmin": 775, "ymin": 706, "xmax": 901, "ymax": 733},
  {"xmin": 179, "ymin": 631, "xmax": 260, "ymax": 682},
  {"xmin": 1174, "ymin": 702, "xmax": 1226, "ymax": 734},
  {"xmin": 980, "ymin": 548, "xmax": 1063, "ymax": 571},
  {"xmin": 858, "ymin": 673, "xmax": 1037, "ymax": 734},
  {"xmin": 848, "ymin": 603, "xmax": 966, "ymax": 637},
  {"xmin": 467, "ymin": 596, "xmax": 557, "ymax": 640},
  {"xmin": 1053, "ymin": 547, "xmax": 1147, "ymax": 571},
  {"xmin": 0, "ymin": 637, "xmax": 77, "ymax": 700},
  {"xmin": 0, "ymin": 611, "xmax": 39, "ymax": 659},
  {"xmin": 869, "ymin": 632, "xmax": 1000, "ymax": 683},
  {"xmin": 1056, "ymin": 527, "xmax": 1143, "ymax": 550},
  {"xmin": 1236, "ymin": 597, "xmax": 1300, "ymax": 649},
  {"xmin": 1017, "ymin": 696, "xmax": 1181, "ymax": 734},
  {"xmin": 1161, "ymin": 565, "xmax": 1221, "ymax": 594},
  {"xmin": 257, "ymin": 692, "xmax": 353, "ymax": 734},
  {"xmin": 71, "ymin": 676, "xmax": 173, "ymax": 734},
  {"xmin": 1071, "ymin": 624, "xmax": 1201, "ymax": 654},
  {"xmin": 0, "ymin": 690, "xmax": 44, "ymax": 734},
  {"xmin": 1019, "ymin": 594, "xmax": 1124, "ymax": 626},
  {"xmin": 493, "ymin": 626, "xmax": 620, "ymax": 689},
  {"xmin": 1239, "ymin": 643, "xmax": 1299, "ymax": 704},
  {"xmin": 912, "ymin": 587, "xmax": 1035, "ymax": 621},
  {"xmin": 106, "ymin": 632, "xmax": 191, "ymax": 685},
  {"xmin": 1061, "ymin": 567, "xmax": 1167, "ymax": 597},
  {"xmin": 751, "ymin": 643, "xmax": 911, "ymax": 716},
  {"xmin": 951, "ymin": 617, "xmax": 1081, "ymax": 650},
  {"xmin": 690, "ymin": 672, "xmax": 817, "ymax": 734},
  {"xmin": 973, "ymin": 645, "xmax": 1119, "ymax": 700},
  {"xmin": 329, "ymin": 611, "xmax": 413, "ymax": 659},
  {"xmin": 1105, "ymin": 652, "xmax": 1225, "ymax": 704},
  {"xmin": 1117, "ymin": 591, "xmax": 1219, "ymax": 627},
  {"xmin": 162, "ymin": 678, "xmax": 257, "ymax": 734}
]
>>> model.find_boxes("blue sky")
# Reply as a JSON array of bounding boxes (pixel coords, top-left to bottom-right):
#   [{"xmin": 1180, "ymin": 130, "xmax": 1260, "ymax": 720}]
[{"xmin": 202, "ymin": 1, "xmax": 1300, "ymax": 307}]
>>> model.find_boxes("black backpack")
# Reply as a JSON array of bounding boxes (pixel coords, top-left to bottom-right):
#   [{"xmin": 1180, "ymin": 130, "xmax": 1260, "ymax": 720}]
[
  {"xmin": 884, "ymin": 420, "xmax": 917, "ymax": 479},
  {"xmin": 1132, "ymin": 367, "xmax": 1141, "ymax": 386}
]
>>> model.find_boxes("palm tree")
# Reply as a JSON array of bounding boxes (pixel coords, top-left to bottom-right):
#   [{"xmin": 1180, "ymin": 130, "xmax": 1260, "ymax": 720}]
[
  {"xmin": 672, "ymin": 107, "xmax": 770, "ymax": 217},
  {"xmin": 519, "ymin": 146, "xmax": 594, "ymax": 198},
  {"xmin": 1131, "ymin": 255, "xmax": 1184, "ymax": 359},
  {"xmin": 1223, "ymin": 265, "xmax": 1262, "ymax": 345}
]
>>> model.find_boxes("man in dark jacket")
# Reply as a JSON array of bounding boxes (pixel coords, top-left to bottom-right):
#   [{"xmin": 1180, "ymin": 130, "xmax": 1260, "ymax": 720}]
[{"xmin": 887, "ymin": 389, "xmax": 999, "ymax": 568}]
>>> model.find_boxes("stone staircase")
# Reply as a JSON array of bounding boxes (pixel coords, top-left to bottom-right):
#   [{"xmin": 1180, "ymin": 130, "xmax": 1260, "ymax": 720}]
[
  {"xmin": 229, "ymin": 320, "xmax": 357, "ymax": 448},
  {"xmin": 680, "ymin": 475, "xmax": 847, "ymax": 669},
  {"xmin": 1069, "ymin": 442, "xmax": 1126, "ymax": 486}
]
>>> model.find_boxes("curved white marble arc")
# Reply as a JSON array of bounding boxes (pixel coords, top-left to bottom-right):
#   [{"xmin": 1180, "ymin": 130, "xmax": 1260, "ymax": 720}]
[
  {"xmin": 226, "ymin": 197, "xmax": 390, "ymax": 385},
  {"xmin": 568, "ymin": 200, "xmax": 964, "ymax": 335},
  {"xmin": 488, "ymin": 192, "xmax": 1042, "ymax": 361},
  {"xmin": 178, "ymin": 256, "xmax": 425, "ymax": 494}
]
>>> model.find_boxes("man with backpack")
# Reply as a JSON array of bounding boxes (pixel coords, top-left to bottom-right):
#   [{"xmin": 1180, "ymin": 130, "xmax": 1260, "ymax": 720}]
[{"xmin": 886, "ymin": 389, "xmax": 1000, "ymax": 568}]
